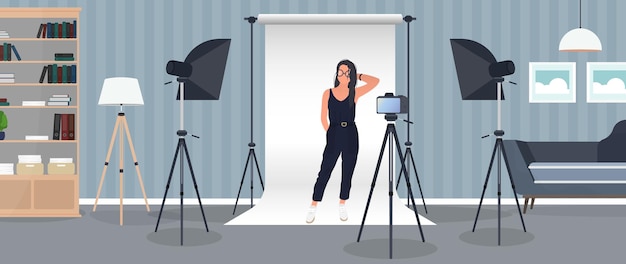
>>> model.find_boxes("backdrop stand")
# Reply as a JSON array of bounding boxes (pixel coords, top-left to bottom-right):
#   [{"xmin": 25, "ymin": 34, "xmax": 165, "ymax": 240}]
[{"xmin": 234, "ymin": 16, "xmax": 265, "ymax": 215}]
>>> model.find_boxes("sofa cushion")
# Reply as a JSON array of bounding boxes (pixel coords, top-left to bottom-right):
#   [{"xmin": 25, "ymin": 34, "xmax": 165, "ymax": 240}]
[
  {"xmin": 529, "ymin": 162, "xmax": 626, "ymax": 184},
  {"xmin": 598, "ymin": 120, "xmax": 626, "ymax": 161}
]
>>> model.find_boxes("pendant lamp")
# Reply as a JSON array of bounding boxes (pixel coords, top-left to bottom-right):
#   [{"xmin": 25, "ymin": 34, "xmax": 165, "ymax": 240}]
[{"xmin": 559, "ymin": 0, "xmax": 602, "ymax": 52}]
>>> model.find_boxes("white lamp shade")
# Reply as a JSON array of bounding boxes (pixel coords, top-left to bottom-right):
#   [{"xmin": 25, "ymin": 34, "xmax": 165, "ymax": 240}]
[
  {"xmin": 559, "ymin": 28, "xmax": 602, "ymax": 52},
  {"xmin": 98, "ymin": 77, "xmax": 144, "ymax": 106}
]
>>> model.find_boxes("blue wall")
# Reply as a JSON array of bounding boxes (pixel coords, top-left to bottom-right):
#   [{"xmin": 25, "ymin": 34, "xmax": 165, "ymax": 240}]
[{"xmin": 2, "ymin": 0, "xmax": 624, "ymax": 199}]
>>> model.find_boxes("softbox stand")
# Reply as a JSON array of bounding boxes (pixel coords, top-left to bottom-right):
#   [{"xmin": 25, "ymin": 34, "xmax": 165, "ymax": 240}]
[
  {"xmin": 234, "ymin": 16, "xmax": 265, "ymax": 215},
  {"xmin": 471, "ymin": 79, "xmax": 527, "ymax": 245},
  {"xmin": 155, "ymin": 80, "xmax": 209, "ymax": 246},
  {"xmin": 153, "ymin": 38, "xmax": 231, "ymax": 246}
]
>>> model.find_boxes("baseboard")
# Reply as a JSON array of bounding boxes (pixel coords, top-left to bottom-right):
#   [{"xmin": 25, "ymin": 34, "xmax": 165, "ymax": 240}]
[{"xmin": 80, "ymin": 198, "xmax": 626, "ymax": 206}]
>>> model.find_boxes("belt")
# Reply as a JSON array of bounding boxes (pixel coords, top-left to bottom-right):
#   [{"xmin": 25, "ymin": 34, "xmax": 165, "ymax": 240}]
[{"xmin": 331, "ymin": 121, "xmax": 355, "ymax": 128}]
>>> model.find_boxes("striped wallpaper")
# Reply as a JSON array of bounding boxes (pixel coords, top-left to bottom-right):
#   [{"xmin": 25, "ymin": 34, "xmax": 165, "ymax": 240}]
[{"xmin": 1, "ymin": 0, "xmax": 624, "ymax": 199}]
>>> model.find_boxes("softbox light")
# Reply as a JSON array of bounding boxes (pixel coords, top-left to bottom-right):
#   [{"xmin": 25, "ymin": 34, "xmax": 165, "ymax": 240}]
[
  {"xmin": 450, "ymin": 39, "xmax": 515, "ymax": 100},
  {"xmin": 166, "ymin": 38, "xmax": 231, "ymax": 100}
]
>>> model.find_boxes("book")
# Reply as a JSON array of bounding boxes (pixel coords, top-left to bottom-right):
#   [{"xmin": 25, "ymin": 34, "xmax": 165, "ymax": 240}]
[
  {"xmin": 54, "ymin": 57, "xmax": 74, "ymax": 61},
  {"xmin": 61, "ymin": 113, "xmax": 69, "ymax": 140},
  {"xmin": 53, "ymin": 113, "xmax": 61, "ymax": 140},
  {"xmin": 0, "ymin": 102, "xmax": 9, "ymax": 106},
  {"xmin": 70, "ymin": 65, "xmax": 76, "ymax": 83},
  {"xmin": 36, "ymin": 23, "xmax": 44, "ymax": 38},
  {"xmin": 47, "ymin": 101, "xmax": 69, "ymax": 106},
  {"xmin": 68, "ymin": 113, "xmax": 75, "ymax": 140},
  {"xmin": 0, "ymin": 45, "xmax": 3, "ymax": 61},
  {"xmin": 0, "ymin": 79, "xmax": 14, "ymax": 83},
  {"xmin": 47, "ymin": 22, "xmax": 51, "ymax": 38},
  {"xmin": 51, "ymin": 64, "xmax": 57, "ymax": 83},
  {"xmin": 62, "ymin": 65, "xmax": 67, "ymax": 83},
  {"xmin": 0, "ymin": 98, "xmax": 7, "ymax": 102},
  {"xmin": 51, "ymin": 94, "xmax": 69, "ymax": 98},
  {"xmin": 6, "ymin": 43, "xmax": 10, "ymax": 61},
  {"xmin": 25, "ymin": 135, "xmax": 49, "ymax": 140},
  {"xmin": 57, "ymin": 66, "xmax": 62, "ymax": 83},
  {"xmin": 0, "ymin": 73, "xmax": 14, "ymax": 78},
  {"xmin": 10, "ymin": 45, "xmax": 20, "ymax": 61},
  {"xmin": 42, "ymin": 23, "xmax": 47, "ymax": 38},
  {"xmin": 54, "ymin": 53, "xmax": 74, "ymax": 57},
  {"xmin": 48, "ymin": 97, "xmax": 70, "ymax": 102},
  {"xmin": 22, "ymin": 101, "xmax": 45, "ymax": 106},
  {"xmin": 39, "ymin": 66, "xmax": 48, "ymax": 83},
  {"xmin": 47, "ymin": 64, "xmax": 52, "ymax": 83}
]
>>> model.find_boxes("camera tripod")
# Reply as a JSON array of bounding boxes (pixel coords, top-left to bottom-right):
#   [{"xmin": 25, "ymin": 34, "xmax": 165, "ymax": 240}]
[
  {"xmin": 155, "ymin": 80, "xmax": 209, "ymax": 246},
  {"xmin": 471, "ymin": 79, "xmax": 526, "ymax": 245},
  {"xmin": 357, "ymin": 113, "xmax": 425, "ymax": 259}
]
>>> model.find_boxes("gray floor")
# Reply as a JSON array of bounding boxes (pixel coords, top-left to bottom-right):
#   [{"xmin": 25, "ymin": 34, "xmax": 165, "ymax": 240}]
[{"xmin": 1, "ymin": 204, "xmax": 624, "ymax": 263}]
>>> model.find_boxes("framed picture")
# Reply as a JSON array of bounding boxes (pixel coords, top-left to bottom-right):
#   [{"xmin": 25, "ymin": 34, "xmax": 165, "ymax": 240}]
[
  {"xmin": 587, "ymin": 62, "xmax": 626, "ymax": 103},
  {"xmin": 529, "ymin": 62, "xmax": 576, "ymax": 103}
]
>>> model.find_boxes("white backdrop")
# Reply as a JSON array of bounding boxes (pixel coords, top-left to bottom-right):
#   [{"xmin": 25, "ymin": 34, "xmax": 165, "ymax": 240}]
[{"xmin": 226, "ymin": 14, "xmax": 434, "ymax": 226}]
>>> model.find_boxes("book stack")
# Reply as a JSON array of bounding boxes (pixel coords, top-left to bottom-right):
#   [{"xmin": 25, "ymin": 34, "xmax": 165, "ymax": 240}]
[
  {"xmin": 36, "ymin": 20, "xmax": 77, "ymax": 38},
  {"xmin": 54, "ymin": 53, "xmax": 74, "ymax": 61},
  {"xmin": 38, "ymin": 64, "xmax": 77, "ymax": 83},
  {"xmin": 17, "ymin": 155, "xmax": 44, "ymax": 175},
  {"xmin": 48, "ymin": 94, "xmax": 71, "ymax": 106},
  {"xmin": 0, "ymin": 97, "xmax": 8, "ymax": 106},
  {"xmin": 53, "ymin": 113, "xmax": 75, "ymax": 140},
  {"xmin": 0, "ymin": 30, "xmax": 8, "ymax": 38},
  {"xmin": 0, "ymin": 43, "xmax": 20, "ymax": 61},
  {"xmin": 0, "ymin": 163, "xmax": 13, "ymax": 175},
  {"xmin": 22, "ymin": 100, "xmax": 45, "ymax": 106},
  {"xmin": 0, "ymin": 73, "xmax": 14, "ymax": 83}
]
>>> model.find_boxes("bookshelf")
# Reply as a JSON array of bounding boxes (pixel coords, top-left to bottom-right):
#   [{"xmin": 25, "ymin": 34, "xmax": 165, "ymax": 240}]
[{"xmin": 0, "ymin": 8, "xmax": 80, "ymax": 217}]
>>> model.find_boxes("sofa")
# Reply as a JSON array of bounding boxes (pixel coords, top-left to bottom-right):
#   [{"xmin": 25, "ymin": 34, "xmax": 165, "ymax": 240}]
[{"xmin": 504, "ymin": 120, "xmax": 626, "ymax": 213}]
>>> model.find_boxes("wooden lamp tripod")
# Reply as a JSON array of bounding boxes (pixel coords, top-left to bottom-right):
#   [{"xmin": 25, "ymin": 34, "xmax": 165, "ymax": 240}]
[{"xmin": 93, "ymin": 77, "xmax": 150, "ymax": 225}]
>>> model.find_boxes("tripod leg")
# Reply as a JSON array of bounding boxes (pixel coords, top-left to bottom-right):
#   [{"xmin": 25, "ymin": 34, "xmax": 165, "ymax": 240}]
[
  {"xmin": 93, "ymin": 116, "xmax": 121, "ymax": 212},
  {"xmin": 233, "ymin": 150, "xmax": 252, "ymax": 215},
  {"xmin": 392, "ymin": 130, "xmax": 425, "ymax": 242},
  {"xmin": 252, "ymin": 149, "xmax": 265, "ymax": 190},
  {"xmin": 155, "ymin": 139, "xmax": 182, "ymax": 232},
  {"xmin": 182, "ymin": 140, "xmax": 210, "ymax": 232},
  {"xmin": 395, "ymin": 148, "xmax": 409, "ymax": 190},
  {"xmin": 408, "ymin": 149, "xmax": 428, "ymax": 213},
  {"xmin": 121, "ymin": 116, "xmax": 150, "ymax": 212},
  {"xmin": 501, "ymin": 141, "xmax": 527, "ymax": 232},
  {"xmin": 119, "ymin": 117, "xmax": 125, "ymax": 226},
  {"xmin": 472, "ymin": 141, "xmax": 498, "ymax": 232},
  {"xmin": 357, "ymin": 129, "xmax": 389, "ymax": 242}
]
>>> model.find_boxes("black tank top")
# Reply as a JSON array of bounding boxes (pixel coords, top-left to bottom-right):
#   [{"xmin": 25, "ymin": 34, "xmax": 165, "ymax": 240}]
[{"xmin": 328, "ymin": 89, "xmax": 355, "ymax": 124}]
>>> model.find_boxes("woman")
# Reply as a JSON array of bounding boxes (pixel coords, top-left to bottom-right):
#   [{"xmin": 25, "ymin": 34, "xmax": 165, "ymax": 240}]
[{"xmin": 306, "ymin": 59, "xmax": 379, "ymax": 223}]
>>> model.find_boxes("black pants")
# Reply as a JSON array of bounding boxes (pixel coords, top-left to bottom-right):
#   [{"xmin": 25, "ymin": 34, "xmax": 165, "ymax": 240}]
[{"xmin": 312, "ymin": 125, "xmax": 359, "ymax": 201}]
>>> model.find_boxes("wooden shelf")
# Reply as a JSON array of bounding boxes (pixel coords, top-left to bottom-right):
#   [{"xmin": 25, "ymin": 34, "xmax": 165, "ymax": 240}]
[
  {"xmin": 0, "ymin": 38, "xmax": 77, "ymax": 41},
  {"xmin": 0, "ymin": 61, "xmax": 77, "ymax": 64},
  {"xmin": 0, "ymin": 106, "xmax": 77, "ymax": 109},
  {"xmin": 0, "ymin": 83, "xmax": 77, "ymax": 86},
  {"xmin": 0, "ymin": 140, "xmax": 77, "ymax": 143}
]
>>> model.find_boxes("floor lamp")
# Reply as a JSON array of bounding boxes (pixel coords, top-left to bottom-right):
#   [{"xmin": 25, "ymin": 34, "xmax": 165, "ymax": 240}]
[{"xmin": 93, "ymin": 77, "xmax": 150, "ymax": 226}]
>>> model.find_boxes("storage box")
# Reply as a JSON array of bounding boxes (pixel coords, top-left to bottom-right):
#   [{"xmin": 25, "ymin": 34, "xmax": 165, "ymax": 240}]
[
  {"xmin": 47, "ymin": 163, "xmax": 75, "ymax": 175},
  {"xmin": 16, "ymin": 163, "xmax": 44, "ymax": 175}
]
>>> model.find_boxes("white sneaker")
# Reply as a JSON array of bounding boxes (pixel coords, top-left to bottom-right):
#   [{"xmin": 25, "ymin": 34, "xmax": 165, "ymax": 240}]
[
  {"xmin": 339, "ymin": 204, "xmax": 348, "ymax": 221},
  {"xmin": 306, "ymin": 206, "xmax": 317, "ymax": 223}
]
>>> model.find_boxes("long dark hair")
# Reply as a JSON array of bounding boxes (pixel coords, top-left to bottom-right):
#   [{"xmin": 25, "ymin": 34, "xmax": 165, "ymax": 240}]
[{"xmin": 334, "ymin": 59, "xmax": 357, "ymax": 108}]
